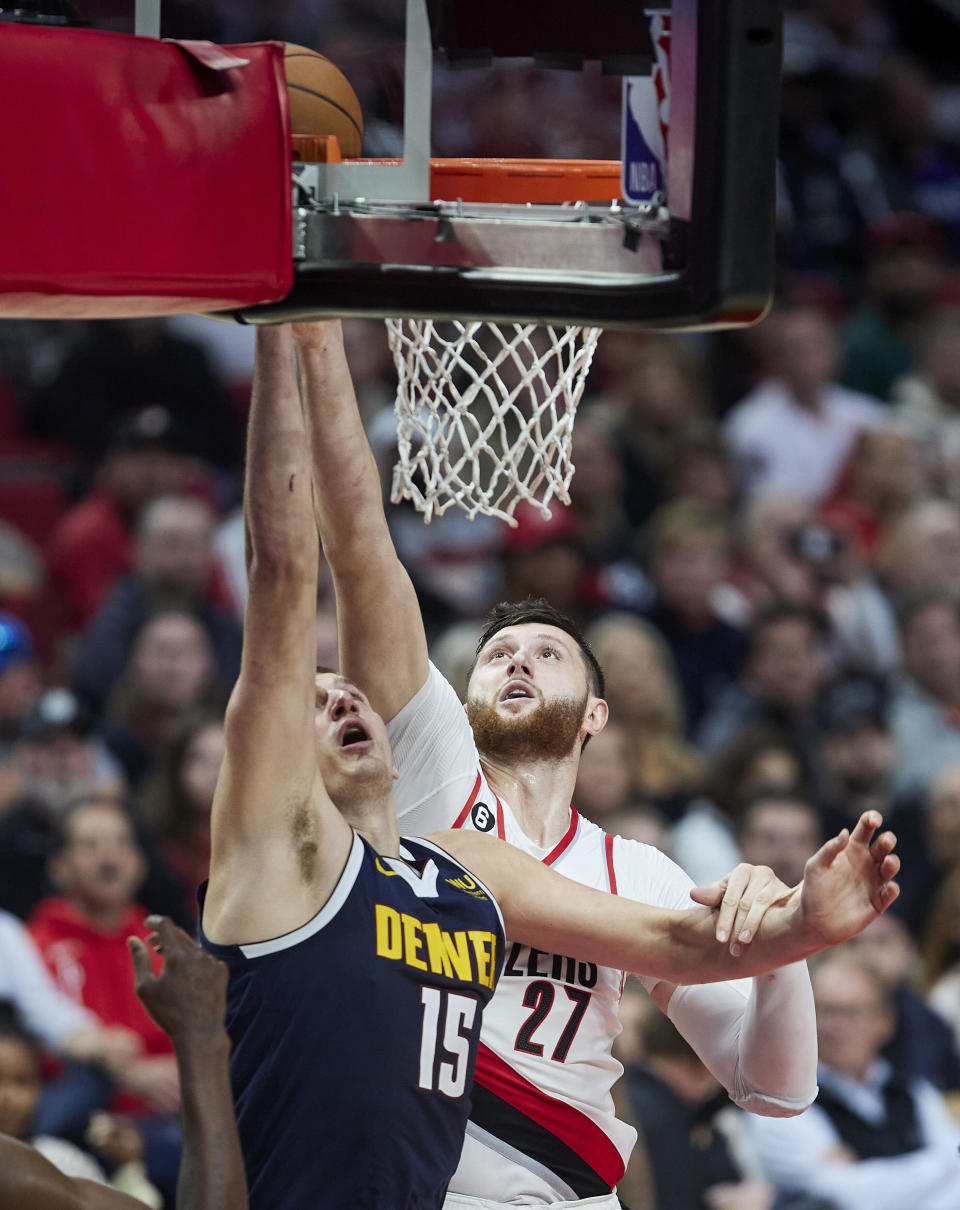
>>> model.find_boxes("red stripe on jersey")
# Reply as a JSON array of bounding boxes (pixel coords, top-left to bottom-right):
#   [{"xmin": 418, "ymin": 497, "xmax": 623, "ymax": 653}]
[
  {"xmin": 543, "ymin": 808, "xmax": 579, "ymax": 866},
  {"xmin": 452, "ymin": 773, "xmax": 484, "ymax": 830},
  {"xmin": 496, "ymin": 798, "xmax": 505, "ymax": 839},
  {"xmin": 604, "ymin": 833, "xmax": 618, "ymax": 895},
  {"xmin": 473, "ymin": 1042, "xmax": 625, "ymax": 1188}
]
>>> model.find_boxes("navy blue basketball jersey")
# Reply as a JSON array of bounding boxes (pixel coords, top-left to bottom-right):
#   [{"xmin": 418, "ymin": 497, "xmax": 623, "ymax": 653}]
[{"xmin": 198, "ymin": 833, "xmax": 505, "ymax": 1210}]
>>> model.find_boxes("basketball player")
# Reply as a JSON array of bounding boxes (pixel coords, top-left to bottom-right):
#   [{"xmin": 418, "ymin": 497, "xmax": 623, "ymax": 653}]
[
  {"xmin": 291, "ymin": 318, "xmax": 897, "ymax": 1209},
  {"xmin": 0, "ymin": 917, "xmax": 247, "ymax": 1210},
  {"xmin": 205, "ymin": 324, "xmax": 899, "ymax": 1210}
]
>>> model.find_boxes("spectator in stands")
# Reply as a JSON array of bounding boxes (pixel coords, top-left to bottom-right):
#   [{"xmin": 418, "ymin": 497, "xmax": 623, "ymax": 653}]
[
  {"xmin": 99, "ymin": 608, "xmax": 223, "ymax": 787},
  {"xmin": 73, "ymin": 495, "xmax": 241, "ymax": 719},
  {"xmin": 0, "ymin": 688, "xmax": 127, "ymax": 921},
  {"xmin": 889, "ymin": 593, "xmax": 960, "ymax": 797},
  {"xmin": 783, "ymin": 0, "xmax": 894, "ymax": 80},
  {"xmin": 572, "ymin": 721, "xmax": 635, "ymax": 826},
  {"xmin": 815, "ymin": 675, "xmax": 901, "ymax": 830},
  {"xmin": 587, "ymin": 611, "xmax": 703, "ymax": 817},
  {"xmin": 892, "ymin": 308, "xmax": 960, "ymax": 501},
  {"xmin": 0, "ymin": 1009, "xmax": 161, "ymax": 1205},
  {"xmin": 876, "ymin": 498, "xmax": 960, "ymax": 610},
  {"xmin": 44, "ymin": 408, "xmax": 196, "ymax": 639},
  {"xmin": 820, "ymin": 423, "xmax": 927, "ymax": 559},
  {"xmin": 498, "ymin": 503, "xmax": 592, "ymax": 629},
  {"xmin": 922, "ymin": 867, "xmax": 960, "ymax": 1057},
  {"xmin": 724, "ymin": 497, "xmax": 823, "ymax": 621},
  {"xmin": 0, "ymin": 908, "xmax": 145, "ymax": 1150},
  {"xmin": 27, "ymin": 796, "xmax": 182, "ymax": 1201},
  {"xmin": 747, "ymin": 954, "xmax": 960, "ymax": 1210},
  {"xmin": 782, "ymin": 514, "xmax": 901, "ymax": 676},
  {"xmin": 697, "ymin": 603, "xmax": 831, "ymax": 763},
  {"xmin": 737, "ymin": 790, "xmax": 823, "ymax": 888},
  {"xmin": 139, "ymin": 709, "xmax": 225, "ymax": 923},
  {"xmin": 842, "ymin": 213, "xmax": 947, "ymax": 400},
  {"xmin": 857, "ymin": 60, "xmax": 960, "ymax": 257},
  {"xmin": 725, "ymin": 303, "xmax": 881, "ymax": 504},
  {"xmin": 637, "ymin": 500, "xmax": 746, "ymax": 734},
  {"xmin": 0, "ymin": 611, "xmax": 40, "ymax": 759},
  {"xmin": 627, "ymin": 1008, "xmax": 783, "ymax": 1210},
  {"xmin": 602, "ymin": 336, "xmax": 712, "ymax": 528},
  {"xmin": 846, "ymin": 910, "xmax": 960, "ymax": 1092},
  {"xmin": 27, "ymin": 319, "xmax": 241, "ymax": 471},
  {"xmin": 568, "ymin": 412, "xmax": 635, "ymax": 568},
  {"xmin": 662, "ymin": 427, "xmax": 740, "ymax": 520},
  {"xmin": 700, "ymin": 725, "xmax": 806, "ymax": 820},
  {"xmin": 776, "ymin": 63, "xmax": 878, "ymax": 278},
  {"xmin": 603, "ymin": 805, "xmax": 671, "ymax": 854},
  {"xmin": 0, "ymin": 905, "xmax": 140, "ymax": 1068},
  {"xmin": 892, "ymin": 760, "xmax": 960, "ymax": 939}
]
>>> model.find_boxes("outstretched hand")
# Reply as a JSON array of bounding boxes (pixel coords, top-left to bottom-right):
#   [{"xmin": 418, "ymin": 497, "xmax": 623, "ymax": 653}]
[
  {"xmin": 797, "ymin": 811, "xmax": 899, "ymax": 946},
  {"xmin": 691, "ymin": 864, "xmax": 794, "ymax": 955},
  {"xmin": 129, "ymin": 916, "xmax": 229, "ymax": 1046}
]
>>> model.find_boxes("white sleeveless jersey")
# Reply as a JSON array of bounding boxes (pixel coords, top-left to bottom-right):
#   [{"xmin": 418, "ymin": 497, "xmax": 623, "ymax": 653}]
[{"xmin": 387, "ymin": 665, "xmax": 733, "ymax": 1205}]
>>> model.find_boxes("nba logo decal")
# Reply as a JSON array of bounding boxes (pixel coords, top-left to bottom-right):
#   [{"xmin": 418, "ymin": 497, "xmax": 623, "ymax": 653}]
[
  {"xmin": 471, "ymin": 802, "xmax": 495, "ymax": 833},
  {"xmin": 622, "ymin": 9, "xmax": 671, "ymax": 204}
]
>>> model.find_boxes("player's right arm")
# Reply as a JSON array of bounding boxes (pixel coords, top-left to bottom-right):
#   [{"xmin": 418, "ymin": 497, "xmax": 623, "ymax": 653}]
[
  {"xmin": 437, "ymin": 811, "xmax": 900, "ymax": 985},
  {"xmin": 292, "ymin": 320, "xmax": 430, "ymax": 724},
  {"xmin": 205, "ymin": 326, "xmax": 351, "ymax": 942}
]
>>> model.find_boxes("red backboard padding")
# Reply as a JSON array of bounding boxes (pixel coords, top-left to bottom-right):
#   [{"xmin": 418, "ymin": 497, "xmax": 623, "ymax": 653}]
[{"xmin": 0, "ymin": 28, "xmax": 293, "ymax": 318}]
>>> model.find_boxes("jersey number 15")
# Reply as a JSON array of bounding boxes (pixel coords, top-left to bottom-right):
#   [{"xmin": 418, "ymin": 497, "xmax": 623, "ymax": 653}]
[{"xmin": 418, "ymin": 987, "xmax": 478, "ymax": 1098}]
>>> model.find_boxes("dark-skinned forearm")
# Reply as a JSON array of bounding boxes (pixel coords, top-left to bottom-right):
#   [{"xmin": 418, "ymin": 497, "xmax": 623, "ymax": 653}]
[{"xmin": 173, "ymin": 1032, "xmax": 248, "ymax": 1210}]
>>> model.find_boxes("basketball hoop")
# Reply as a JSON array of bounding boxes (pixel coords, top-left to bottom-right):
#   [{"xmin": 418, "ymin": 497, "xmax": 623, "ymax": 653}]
[
  {"xmin": 387, "ymin": 318, "xmax": 600, "ymax": 525},
  {"xmin": 378, "ymin": 159, "xmax": 606, "ymax": 525}
]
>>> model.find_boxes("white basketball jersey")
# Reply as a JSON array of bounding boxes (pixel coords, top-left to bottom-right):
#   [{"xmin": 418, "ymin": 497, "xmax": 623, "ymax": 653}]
[{"xmin": 387, "ymin": 665, "xmax": 705, "ymax": 1204}]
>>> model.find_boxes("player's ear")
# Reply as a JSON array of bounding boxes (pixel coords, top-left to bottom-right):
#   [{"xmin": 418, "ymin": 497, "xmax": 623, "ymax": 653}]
[
  {"xmin": 393, "ymin": 765, "xmax": 400, "ymax": 781},
  {"xmin": 582, "ymin": 696, "xmax": 608, "ymax": 738}
]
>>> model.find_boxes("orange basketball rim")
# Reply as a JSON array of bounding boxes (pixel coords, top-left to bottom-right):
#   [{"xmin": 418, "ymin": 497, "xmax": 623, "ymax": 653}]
[{"xmin": 289, "ymin": 136, "xmax": 622, "ymax": 205}]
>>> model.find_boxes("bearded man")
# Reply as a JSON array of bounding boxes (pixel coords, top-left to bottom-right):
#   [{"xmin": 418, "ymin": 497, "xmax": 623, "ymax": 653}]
[{"xmin": 294, "ymin": 320, "xmax": 851, "ymax": 1210}]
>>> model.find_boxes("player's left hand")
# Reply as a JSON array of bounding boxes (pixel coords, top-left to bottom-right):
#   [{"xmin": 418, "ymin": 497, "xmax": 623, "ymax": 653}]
[
  {"xmin": 797, "ymin": 811, "xmax": 899, "ymax": 946},
  {"xmin": 691, "ymin": 864, "xmax": 794, "ymax": 956},
  {"xmin": 129, "ymin": 916, "xmax": 229, "ymax": 1045}
]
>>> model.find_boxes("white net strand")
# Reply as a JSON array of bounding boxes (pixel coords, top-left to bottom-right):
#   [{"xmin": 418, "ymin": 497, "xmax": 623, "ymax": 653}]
[{"xmin": 386, "ymin": 319, "xmax": 601, "ymax": 524}]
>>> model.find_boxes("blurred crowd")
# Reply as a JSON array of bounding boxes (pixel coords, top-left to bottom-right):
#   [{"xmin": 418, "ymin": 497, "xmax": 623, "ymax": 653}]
[{"xmin": 1, "ymin": 1, "xmax": 960, "ymax": 1208}]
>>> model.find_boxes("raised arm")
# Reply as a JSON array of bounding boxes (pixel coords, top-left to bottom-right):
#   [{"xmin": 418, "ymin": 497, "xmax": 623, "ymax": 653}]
[
  {"xmin": 292, "ymin": 321, "xmax": 429, "ymax": 722},
  {"xmin": 131, "ymin": 919, "xmax": 247, "ymax": 1210},
  {"xmin": 205, "ymin": 325, "xmax": 350, "ymax": 941},
  {"xmin": 437, "ymin": 812, "xmax": 900, "ymax": 986}
]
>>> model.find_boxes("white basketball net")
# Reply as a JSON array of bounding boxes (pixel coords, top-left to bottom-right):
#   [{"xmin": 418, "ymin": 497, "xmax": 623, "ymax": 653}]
[{"xmin": 385, "ymin": 319, "xmax": 601, "ymax": 524}]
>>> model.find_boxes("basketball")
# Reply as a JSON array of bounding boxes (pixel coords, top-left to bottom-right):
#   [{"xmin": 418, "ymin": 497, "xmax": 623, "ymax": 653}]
[{"xmin": 283, "ymin": 45, "xmax": 364, "ymax": 156}]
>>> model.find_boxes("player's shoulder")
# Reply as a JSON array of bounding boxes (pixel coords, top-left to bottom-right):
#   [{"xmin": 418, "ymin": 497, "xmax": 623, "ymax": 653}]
[
  {"xmin": 597, "ymin": 824, "xmax": 696, "ymax": 906},
  {"xmin": 386, "ymin": 660, "xmax": 467, "ymax": 732}
]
